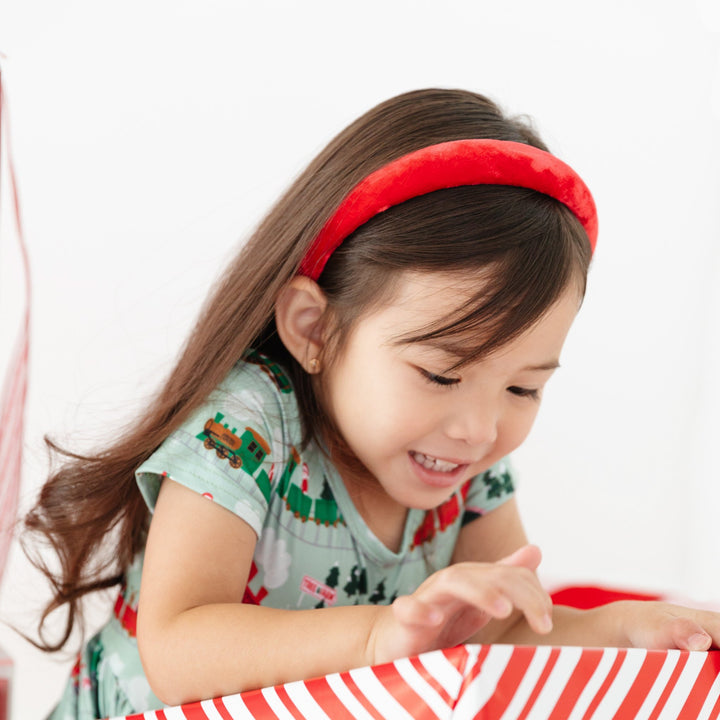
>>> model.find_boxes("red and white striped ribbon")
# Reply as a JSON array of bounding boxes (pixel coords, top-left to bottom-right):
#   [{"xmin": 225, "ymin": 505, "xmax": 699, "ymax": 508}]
[
  {"xmin": 0, "ymin": 62, "xmax": 31, "ymax": 584},
  {"xmin": 107, "ymin": 644, "xmax": 720, "ymax": 720}
]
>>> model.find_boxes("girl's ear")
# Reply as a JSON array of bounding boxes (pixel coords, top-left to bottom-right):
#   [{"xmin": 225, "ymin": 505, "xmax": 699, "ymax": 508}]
[{"xmin": 275, "ymin": 276, "xmax": 328, "ymax": 372}]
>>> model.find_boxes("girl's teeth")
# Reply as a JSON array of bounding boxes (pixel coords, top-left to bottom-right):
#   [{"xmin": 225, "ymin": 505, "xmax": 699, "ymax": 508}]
[{"xmin": 412, "ymin": 452, "xmax": 459, "ymax": 473}]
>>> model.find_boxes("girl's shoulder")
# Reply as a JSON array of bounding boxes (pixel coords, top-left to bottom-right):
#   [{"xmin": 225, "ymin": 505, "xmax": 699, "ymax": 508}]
[
  {"xmin": 135, "ymin": 351, "xmax": 303, "ymax": 529},
  {"xmin": 216, "ymin": 349, "xmax": 295, "ymax": 401},
  {"xmin": 461, "ymin": 458, "xmax": 516, "ymax": 525},
  {"xmin": 211, "ymin": 350, "xmax": 300, "ymax": 434},
  {"xmin": 236, "ymin": 349, "xmax": 295, "ymax": 397}
]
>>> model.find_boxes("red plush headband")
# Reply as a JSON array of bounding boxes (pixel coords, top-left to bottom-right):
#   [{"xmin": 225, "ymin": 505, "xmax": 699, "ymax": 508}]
[{"xmin": 298, "ymin": 139, "xmax": 598, "ymax": 280}]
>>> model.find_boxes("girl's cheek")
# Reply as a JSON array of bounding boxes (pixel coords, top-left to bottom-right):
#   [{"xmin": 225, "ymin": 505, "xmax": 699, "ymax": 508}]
[{"xmin": 512, "ymin": 413, "xmax": 539, "ymax": 450}]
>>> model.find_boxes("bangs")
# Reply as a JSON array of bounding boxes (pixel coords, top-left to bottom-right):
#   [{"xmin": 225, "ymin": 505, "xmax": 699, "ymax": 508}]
[
  {"xmin": 324, "ymin": 185, "xmax": 591, "ymax": 368},
  {"xmin": 392, "ymin": 260, "xmax": 572, "ymax": 370}
]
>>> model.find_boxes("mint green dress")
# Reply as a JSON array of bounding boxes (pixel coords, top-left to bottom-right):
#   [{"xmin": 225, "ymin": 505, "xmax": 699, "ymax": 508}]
[{"xmin": 49, "ymin": 352, "xmax": 515, "ymax": 719}]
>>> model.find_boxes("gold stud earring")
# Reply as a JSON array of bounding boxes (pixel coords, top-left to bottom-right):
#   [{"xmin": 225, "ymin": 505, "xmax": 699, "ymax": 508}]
[{"xmin": 308, "ymin": 358, "xmax": 321, "ymax": 373}]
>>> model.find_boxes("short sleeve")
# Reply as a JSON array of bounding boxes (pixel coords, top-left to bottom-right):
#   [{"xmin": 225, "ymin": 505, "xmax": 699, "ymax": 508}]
[
  {"xmin": 135, "ymin": 363, "xmax": 289, "ymax": 538},
  {"xmin": 462, "ymin": 458, "xmax": 515, "ymax": 524}
]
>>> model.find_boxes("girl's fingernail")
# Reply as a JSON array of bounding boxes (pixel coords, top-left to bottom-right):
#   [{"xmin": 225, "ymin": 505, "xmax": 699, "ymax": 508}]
[
  {"xmin": 540, "ymin": 613, "xmax": 553, "ymax": 633},
  {"xmin": 688, "ymin": 633, "xmax": 711, "ymax": 651}
]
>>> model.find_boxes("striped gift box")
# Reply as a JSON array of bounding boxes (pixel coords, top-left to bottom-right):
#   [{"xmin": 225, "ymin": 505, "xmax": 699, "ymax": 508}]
[{"xmin": 111, "ymin": 644, "xmax": 720, "ymax": 720}]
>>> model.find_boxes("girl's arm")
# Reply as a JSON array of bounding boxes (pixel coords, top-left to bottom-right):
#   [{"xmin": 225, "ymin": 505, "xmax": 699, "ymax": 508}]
[
  {"xmin": 138, "ymin": 479, "xmax": 382, "ymax": 705},
  {"xmin": 500, "ymin": 601, "xmax": 720, "ymax": 651},
  {"xmin": 453, "ymin": 500, "xmax": 720, "ymax": 650},
  {"xmin": 137, "ymin": 480, "xmax": 552, "ymax": 706}
]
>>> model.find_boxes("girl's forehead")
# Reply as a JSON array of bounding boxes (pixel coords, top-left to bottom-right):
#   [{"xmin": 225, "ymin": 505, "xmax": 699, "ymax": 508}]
[
  {"xmin": 351, "ymin": 270, "xmax": 493, "ymax": 356},
  {"xmin": 360, "ymin": 269, "xmax": 581, "ymax": 363},
  {"xmin": 387, "ymin": 270, "xmax": 488, "ymax": 309},
  {"xmin": 376, "ymin": 270, "xmax": 490, "ymax": 325}
]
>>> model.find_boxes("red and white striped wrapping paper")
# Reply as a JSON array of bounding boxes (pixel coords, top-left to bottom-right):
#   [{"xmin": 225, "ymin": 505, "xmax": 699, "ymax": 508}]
[{"xmin": 110, "ymin": 644, "xmax": 720, "ymax": 720}]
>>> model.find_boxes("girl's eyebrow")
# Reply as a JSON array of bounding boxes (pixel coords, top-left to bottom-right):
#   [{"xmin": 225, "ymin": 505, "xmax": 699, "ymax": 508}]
[
  {"xmin": 523, "ymin": 361, "xmax": 561, "ymax": 372},
  {"xmin": 396, "ymin": 339, "xmax": 561, "ymax": 373},
  {"xmin": 392, "ymin": 338, "xmax": 466, "ymax": 358},
  {"xmin": 392, "ymin": 337, "xmax": 560, "ymax": 372}
]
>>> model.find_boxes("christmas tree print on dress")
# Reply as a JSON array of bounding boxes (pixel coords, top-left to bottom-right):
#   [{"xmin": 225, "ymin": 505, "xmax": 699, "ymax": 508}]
[
  {"xmin": 482, "ymin": 464, "xmax": 514, "ymax": 499},
  {"xmin": 314, "ymin": 564, "xmax": 341, "ymax": 608},
  {"xmin": 343, "ymin": 565, "xmax": 368, "ymax": 604},
  {"xmin": 275, "ymin": 452, "xmax": 346, "ymax": 526},
  {"xmin": 368, "ymin": 579, "xmax": 386, "ymax": 604},
  {"xmin": 314, "ymin": 477, "xmax": 344, "ymax": 527}
]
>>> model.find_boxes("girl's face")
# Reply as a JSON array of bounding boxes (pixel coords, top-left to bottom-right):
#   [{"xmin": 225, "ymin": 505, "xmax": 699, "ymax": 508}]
[{"xmin": 323, "ymin": 270, "xmax": 581, "ymax": 511}]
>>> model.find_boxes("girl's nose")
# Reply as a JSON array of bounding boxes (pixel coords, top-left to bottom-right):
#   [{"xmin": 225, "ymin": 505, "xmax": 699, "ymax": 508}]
[{"xmin": 444, "ymin": 402, "xmax": 499, "ymax": 447}]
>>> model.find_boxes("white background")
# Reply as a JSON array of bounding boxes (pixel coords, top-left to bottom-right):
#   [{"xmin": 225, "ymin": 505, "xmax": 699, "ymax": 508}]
[{"xmin": 1, "ymin": 1, "xmax": 719, "ymax": 717}]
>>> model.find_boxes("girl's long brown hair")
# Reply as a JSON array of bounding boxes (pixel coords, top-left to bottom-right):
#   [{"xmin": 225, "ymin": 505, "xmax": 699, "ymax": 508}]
[{"xmin": 24, "ymin": 88, "xmax": 592, "ymax": 651}]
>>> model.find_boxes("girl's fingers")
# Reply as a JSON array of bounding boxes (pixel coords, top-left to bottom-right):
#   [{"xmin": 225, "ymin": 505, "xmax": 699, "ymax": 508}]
[
  {"xmin": 496, "ymin": 546, "xmax": 551, "ymax": 633},
  {"xmin": 624, "ymin": 604, "xmax": 720, "ymax": 651},
  {"xmin": 416, "ymin": 562, "xmax": 553, "ymax": 635},
  {"xmin": 379, "ymin": 561, "xmax": 554, "ymax": 666},
  {"xmin": 666, "ymin": 610, "xmax": 720, "ymax": 651},
  {"xmin": 498, "ymin": 544, "xmax": 542, "ymax": 573},
  {"xmin": 636, "ymin": 615, "xmax": 710, "ymax": 651},
  {"xmin": 392, "ymin": 594, "xmax": 444, "ymax": 628},
  {"xmin": 681, "ymin": 629, "xmax": 712, "ymax": 652}
]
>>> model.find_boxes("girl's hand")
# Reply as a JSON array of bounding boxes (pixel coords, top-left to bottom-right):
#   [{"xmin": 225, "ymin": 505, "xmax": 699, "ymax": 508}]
[
  {"xmin": 618, "ymin": 601, "xmax": 720, "ymax": 651},
  {"xmin": 368, "ymin": 544, "xmax": 553, "ymax": 665}
]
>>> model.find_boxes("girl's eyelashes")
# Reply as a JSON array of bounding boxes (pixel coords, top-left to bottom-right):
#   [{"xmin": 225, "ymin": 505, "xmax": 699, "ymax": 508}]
[
  {"xmin": 417, "ymin": 367, "xmax": 461, "ymax": 387},
  {"xmin": 417, "ymin": 368, "xmax": 541, "ymax": 399},
  {"xmin": 507, "ymin": 385, "xmax": 540, "ymax": 400}
]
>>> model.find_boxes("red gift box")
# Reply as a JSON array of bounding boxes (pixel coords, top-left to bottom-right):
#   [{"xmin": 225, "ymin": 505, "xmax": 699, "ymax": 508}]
[
  {"xmin": 108, "ymin": 585, "xmax": 720, "ymax": 719},
  {"xmin": 110, "ymin": 643, "xmax": 720, "ymax": 720}
]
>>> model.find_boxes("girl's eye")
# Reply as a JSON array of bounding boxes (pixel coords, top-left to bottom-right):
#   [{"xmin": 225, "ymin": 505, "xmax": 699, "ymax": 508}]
[
  {"xmin": 507, "ymin": 386, "xmax": 540, "ymax": 400},
  {"xmin": 418, "ymin": 368, "xmax": 461, "ymax": 387}
]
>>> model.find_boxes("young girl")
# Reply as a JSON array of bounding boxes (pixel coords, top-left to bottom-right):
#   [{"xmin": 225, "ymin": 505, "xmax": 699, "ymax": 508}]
[{"xmin": 26, "ymin": 88, "xmax": 720, "ymax": 719}]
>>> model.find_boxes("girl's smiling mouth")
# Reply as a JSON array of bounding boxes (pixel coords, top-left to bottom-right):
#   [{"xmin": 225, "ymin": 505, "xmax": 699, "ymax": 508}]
[
  {"xmin": 409, "ymin": 451, "xmax": 469, "ymax": 488},
  {"xmin": 410, "ymin": 451, "xmax": 462, "ymax": 472}
]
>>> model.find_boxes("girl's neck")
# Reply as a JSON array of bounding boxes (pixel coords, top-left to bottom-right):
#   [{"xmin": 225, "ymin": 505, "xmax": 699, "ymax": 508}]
[
  {"xmin": 325, "ymin": 434, "xmax": 408, "ymax": 553},
  {"xmin": 329, "ymin": 443, "xmax": 408, "ymax": 553},
  {"xmin": 343, "ymin": 474, "xmax": 409, "ymax": 554}
]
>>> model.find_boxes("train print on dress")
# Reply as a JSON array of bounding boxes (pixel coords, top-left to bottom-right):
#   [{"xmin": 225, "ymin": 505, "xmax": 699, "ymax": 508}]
[
  {"xmin": 197, "ymin": 414, "xmax": 345, "ymax": 526},
  {"xmin": 196, "ymin": 412, "xmax": 272, "ymax": 502},
  {"xmin": 274, "ymin": 446, "xmax": 346, "ymax": 526},
  {"xmin": 243, "ymin": 349, "xmax": 293, "ymax": 393}
]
